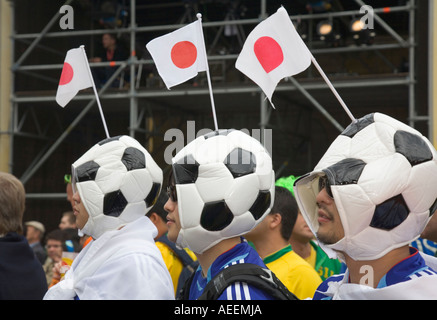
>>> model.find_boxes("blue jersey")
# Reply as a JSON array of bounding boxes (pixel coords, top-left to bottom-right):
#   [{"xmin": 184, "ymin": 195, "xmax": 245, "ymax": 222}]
[
  {"xmin": 411, "ymin": 237, "xmax": 437, "ymax": 256},
  {"xmin": 188, "ymin": 239, "xmax": 275, "ymax": 300},
  {"xmin": 313, "ymin": 247, "xmax": 437, "ymax": 300}
]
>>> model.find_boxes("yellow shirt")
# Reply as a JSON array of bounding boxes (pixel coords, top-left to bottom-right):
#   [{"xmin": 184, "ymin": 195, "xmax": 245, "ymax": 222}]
[
  {"xmin": 304, "ymin": 244, "xmax": 317, "ymax": 269},
  {"xmin": 264, "ymin": 245, "xmax": 322, "ymax": 300},
  {"xmin": 155, "ymin": 241, "xmax": 197, "ymax": 295}
]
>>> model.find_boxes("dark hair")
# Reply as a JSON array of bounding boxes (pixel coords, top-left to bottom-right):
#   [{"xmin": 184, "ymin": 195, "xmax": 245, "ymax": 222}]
[
  {"xmin": 45, "ymin": 228, "xmax": 81, "ymax": 252},
  {"xmin": 270, "ymin": 186, "xmax": 299, "ymax": 241},
  {"xmin": 147, "ymin": 189, "xmax": 169, "ymax": 221}
]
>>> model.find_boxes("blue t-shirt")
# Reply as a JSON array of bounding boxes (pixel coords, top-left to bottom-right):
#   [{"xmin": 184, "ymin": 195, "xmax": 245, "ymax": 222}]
[
  {"xmin": 188, "ymin": 239, "xmax": 275, "ymax": 300},
  {"xmin": 313, "ymin": 247, "xmax": 437, "ymax": 300}
]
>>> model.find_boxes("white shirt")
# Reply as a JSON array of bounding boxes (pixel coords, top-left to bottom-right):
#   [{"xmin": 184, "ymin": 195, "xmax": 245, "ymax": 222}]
[{"xmin": 44, "ymin": 216, "xmax": 174, "ymax": 300}]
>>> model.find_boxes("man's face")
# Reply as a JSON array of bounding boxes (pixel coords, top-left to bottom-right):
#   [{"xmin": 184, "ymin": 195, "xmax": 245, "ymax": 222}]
[
  {"xmin": 163, "ymin": 187, "xmax": 181, "ymax": 243},
  {"xmin": 102, "ymin": 34, "xmax": 115, "ymax": 49},
  {"xmin": 59, "ymin": 215, "xmax": 73, "ymax": 230},
  {"xmin": 46, "ymin": 239, "xmax": 63, "ymax": 262},
  {"xmin": 290, "ymin": 211, "xmax": 314, "ymax": 242},
  {"xmin": 25, "ymin": 226, "xmax": 40, "ymax": 242},
  {"xmin": 315, "ymin": 181, "xmax": 344, "ymax": 245},
  {"xmin": 72, "ymin": 191, "xmax": 89, "ymax": 231},
  {"xmin": 244, "ymin": 213, "xmax": 270, "ymax": 243}
]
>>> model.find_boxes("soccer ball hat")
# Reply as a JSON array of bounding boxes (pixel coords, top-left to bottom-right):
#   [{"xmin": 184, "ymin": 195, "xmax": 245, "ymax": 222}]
[
  {"xmin": 71, "ymin": 135, "xmax": 162, "ymax": 239},
  {"xmin": 294, "ymin": 113, "xmax": 437, "ymax": 261},
  {"xmin": 171, "ymin": 129, "xmax": 275, "ymax": 254}
]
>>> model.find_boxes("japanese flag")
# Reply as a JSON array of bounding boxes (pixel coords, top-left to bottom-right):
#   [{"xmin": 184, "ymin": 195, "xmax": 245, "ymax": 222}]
[
  {"xmin": 146, "ymin": 19, "xmax": 208, "ymax": 89},
  {"xmin": 236, "ymin": 6, "xmax": 312, "ymax": 107},
  {"xmin": 56, "ymin": 47, "xmax": 94, "ymax": 107}
]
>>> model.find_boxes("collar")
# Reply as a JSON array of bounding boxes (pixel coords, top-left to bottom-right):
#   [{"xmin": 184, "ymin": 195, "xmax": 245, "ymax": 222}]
[
  {"xmin": 377, "ymin": 247, "xmax": 425, "ymax": 288},
  {"xmin": 206, "ymin": 238, "xmax": 250, "ymax": 282},
  {"xmin": 263, "ymin": 244, "xmax": 292, "ymax": 264}
]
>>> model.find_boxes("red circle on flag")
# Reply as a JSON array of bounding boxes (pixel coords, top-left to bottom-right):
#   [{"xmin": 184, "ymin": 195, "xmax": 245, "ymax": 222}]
[
  {"xmin": 171, "ymin": 41, "xmax": 197, "ymax": 69},
  {"xmin": 59, "ymin": 62, "xmax": 74, "ymax": 85},
  {"xmin": 254, "ymin": 36, "xmax": 284, "ymax": 73}
]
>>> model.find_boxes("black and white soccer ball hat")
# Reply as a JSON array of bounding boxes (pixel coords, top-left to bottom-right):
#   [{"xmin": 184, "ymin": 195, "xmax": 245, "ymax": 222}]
[
  {"xmin": 171, "ymin": 129, "xmax": 275, "ymax": 254},
  {"xmin": 71, "ymin": 135, "xmax": 162, "ymax": 239},
  {"xmin": 294, "ymin": 113, "xmax": 437, "ymax": 261}
]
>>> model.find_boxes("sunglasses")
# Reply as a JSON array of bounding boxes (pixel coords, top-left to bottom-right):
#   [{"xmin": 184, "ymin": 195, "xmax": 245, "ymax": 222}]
[
  {"xmin": 318, "ymin": 175, "xmax": 333, "ymax": 198},
  {"xmin": 167, "ymin": 185, "xmax": 177, "ymax": 202}
]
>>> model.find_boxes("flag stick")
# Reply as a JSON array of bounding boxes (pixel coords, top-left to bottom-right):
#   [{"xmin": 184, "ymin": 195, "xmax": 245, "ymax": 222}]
[
  {"xmin": 79, "ymin": 45, "xmax": 111, "ymax": 138},
  {"xmin": 310, "ymin": 54, "xmax": 356, "ymax": 123},
  {"xmin": 197, "ymin": 13, "xmax": 219, "ymax": 131}
]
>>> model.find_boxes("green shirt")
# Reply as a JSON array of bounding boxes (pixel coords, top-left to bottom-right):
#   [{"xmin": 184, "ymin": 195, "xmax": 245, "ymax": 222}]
[{"xmin": 310, "ymin": 240, "xmax": 343, "ymax": 281}]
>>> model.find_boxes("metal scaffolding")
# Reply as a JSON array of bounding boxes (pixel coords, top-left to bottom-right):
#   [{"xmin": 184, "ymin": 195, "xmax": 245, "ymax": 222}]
[{"xmin": 7, "ymin": 0, "xmax": 419, "ymax": 200}]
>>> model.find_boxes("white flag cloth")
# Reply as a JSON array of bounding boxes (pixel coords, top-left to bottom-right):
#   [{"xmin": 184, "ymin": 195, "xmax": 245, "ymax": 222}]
[
  {"xmin": 236, "ymin": 6, "xmax": 312, "ymax": 106},
  {"xmin": 146, "ymin": 19, "xmax": 208, "ymax": 89},
  {"xmin": 56, "ymin": 47, "xmax": 93, "ymax": 107}
]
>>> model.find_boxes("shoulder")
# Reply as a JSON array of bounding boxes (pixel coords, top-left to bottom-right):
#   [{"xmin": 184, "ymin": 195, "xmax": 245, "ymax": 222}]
[
  {"xmin": 194, "ymin": 241, "xmax": 275, "ymax": 300},
  {"xmin": 312, "ymin": 273, "xmax": 346, "ymax": 300},
  {"xmin": 82, "ymin": 253, "xmax": 174, "ymax": 299},
  {"xmin": 268, "ymin": 249, "xmax": 321, "ymax": 278},
  {"xmin": 218, "ymin": 281, "xmax": 275, "ymax": 300}
]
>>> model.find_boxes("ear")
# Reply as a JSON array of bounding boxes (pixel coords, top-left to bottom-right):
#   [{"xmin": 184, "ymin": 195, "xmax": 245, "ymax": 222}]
[
  {"xmin": 268, "ymin": 212, "xmax": 282, "ymax": 229},
  {"xmin": 148, "ymin": 212, "xmax": 159, "ymax": 224}
]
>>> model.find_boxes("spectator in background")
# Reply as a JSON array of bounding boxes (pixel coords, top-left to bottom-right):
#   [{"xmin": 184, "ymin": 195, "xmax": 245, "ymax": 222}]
[
  {"xmin": 245, "ymin": 186, "xmax": 322, "ymax": 299},
  {"xmin": 43, "ymin": 228, "xmax": 81, "ymax": 288},
  {"xmin": 25, "ymin": 220, "xmax": 47, "ymax": 265},
  {"xmin": 59, "ymin": 211, "xmax": 77, "ymax": 230},
  {"xmin": 90, "ymin": 33, "xmax": 128, "ymax": 88},
  {"xmin": 275, "ymin": 175, "xmax": 344, "ymax": 281},
  {"xmin": 0, "ymin": 172, "xmax": 47, "ymax": 299}
]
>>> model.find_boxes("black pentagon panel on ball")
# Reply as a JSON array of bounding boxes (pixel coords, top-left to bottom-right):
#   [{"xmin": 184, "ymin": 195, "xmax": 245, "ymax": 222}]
[
  {"xmin": 121, "ymin": 147, "xmax": 146, "ymax": 171},
  {"xmin": 145, "ymin": 182, "xmax": 161, "ymax": 207},
  {"xmin": 224, "ymin": 148, "xmax": 256, "ymax": 178},
  {"xmin": 98, "ymin": 135, "xmax": 122, "ymax": 146},
  {"xmin": 249, "ymin": 190, "xmax": 271, "ymax": 220},
  {"xmin": 370, "ymin": 194, "xmax": 409, "ymax": 230},
  {"xmin": 394, "ymin": 130, "xmax": 433, "ymax": 166},
  {"xmin": 75, "ymin": 160, "xmax": 100, "ymax": 183},
  {"xmin": 200, "ymin": 200, "xmax": 234, "ymax": 231},
  {"xmin": 429, "ymin": 198, "xmax": 437, "ymax": 217},
  {"xmin": 341, "ymin": 113, "xmax": 375, "ymax": 138},
  {"xmin": 173, "ymin": 154, "xmax": 199, "ymax": 184},
  {"xmin": 103, "ymin": 190, "xmax": 128, "ymax": 217},
  {"xmin": 203, "ymin": 129, "xmax": 235, "ymax": 139},
  {"xmin": 323, "ymin": 158, "xmax": 366, "ymax": 186}
]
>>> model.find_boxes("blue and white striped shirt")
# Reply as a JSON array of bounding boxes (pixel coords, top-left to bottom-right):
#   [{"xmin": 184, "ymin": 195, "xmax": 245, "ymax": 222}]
[
  {"xmin": 313, "ymin": 247, "xmax": 437, "ymax": 300},
  {"xmin": 188, "ymin": 239, "xmax": 275, "ymax": 300}
]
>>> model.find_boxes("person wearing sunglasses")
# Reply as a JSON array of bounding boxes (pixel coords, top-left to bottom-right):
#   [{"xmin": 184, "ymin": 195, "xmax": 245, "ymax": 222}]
[
  {"xmin": 294, "ymin": 113, "xmax": 437, "ymax": 299},
  {"xmin": 164, "ymin": 129, "xmax": 290, "ymax": 300}
]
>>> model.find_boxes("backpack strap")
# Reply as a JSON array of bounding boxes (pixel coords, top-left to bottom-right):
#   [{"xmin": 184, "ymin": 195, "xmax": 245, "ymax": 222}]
[
  {"xmin": 197, "ymin": 263, "xmax": 298, "ymax": 300},
  {"xmin": 157, "ymin": 235, "xmax": 197, "ymax": 272},
  {"xmin": 177, "ymin": 266, "xmax": 197, "ymax": 300}
]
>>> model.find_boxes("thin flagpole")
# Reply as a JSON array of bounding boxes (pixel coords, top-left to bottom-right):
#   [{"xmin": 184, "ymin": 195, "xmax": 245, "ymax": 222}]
[
  {"xmin": 79, "ymin": 45, "xmax": 111, "ymax": 138},
  {"xmin": 310, "ymin": 54, "xmax": 356, "ymax": 123},
  {"xmin": 196, "ymin": 13, "xmax": 219, "ymax": 131}
]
